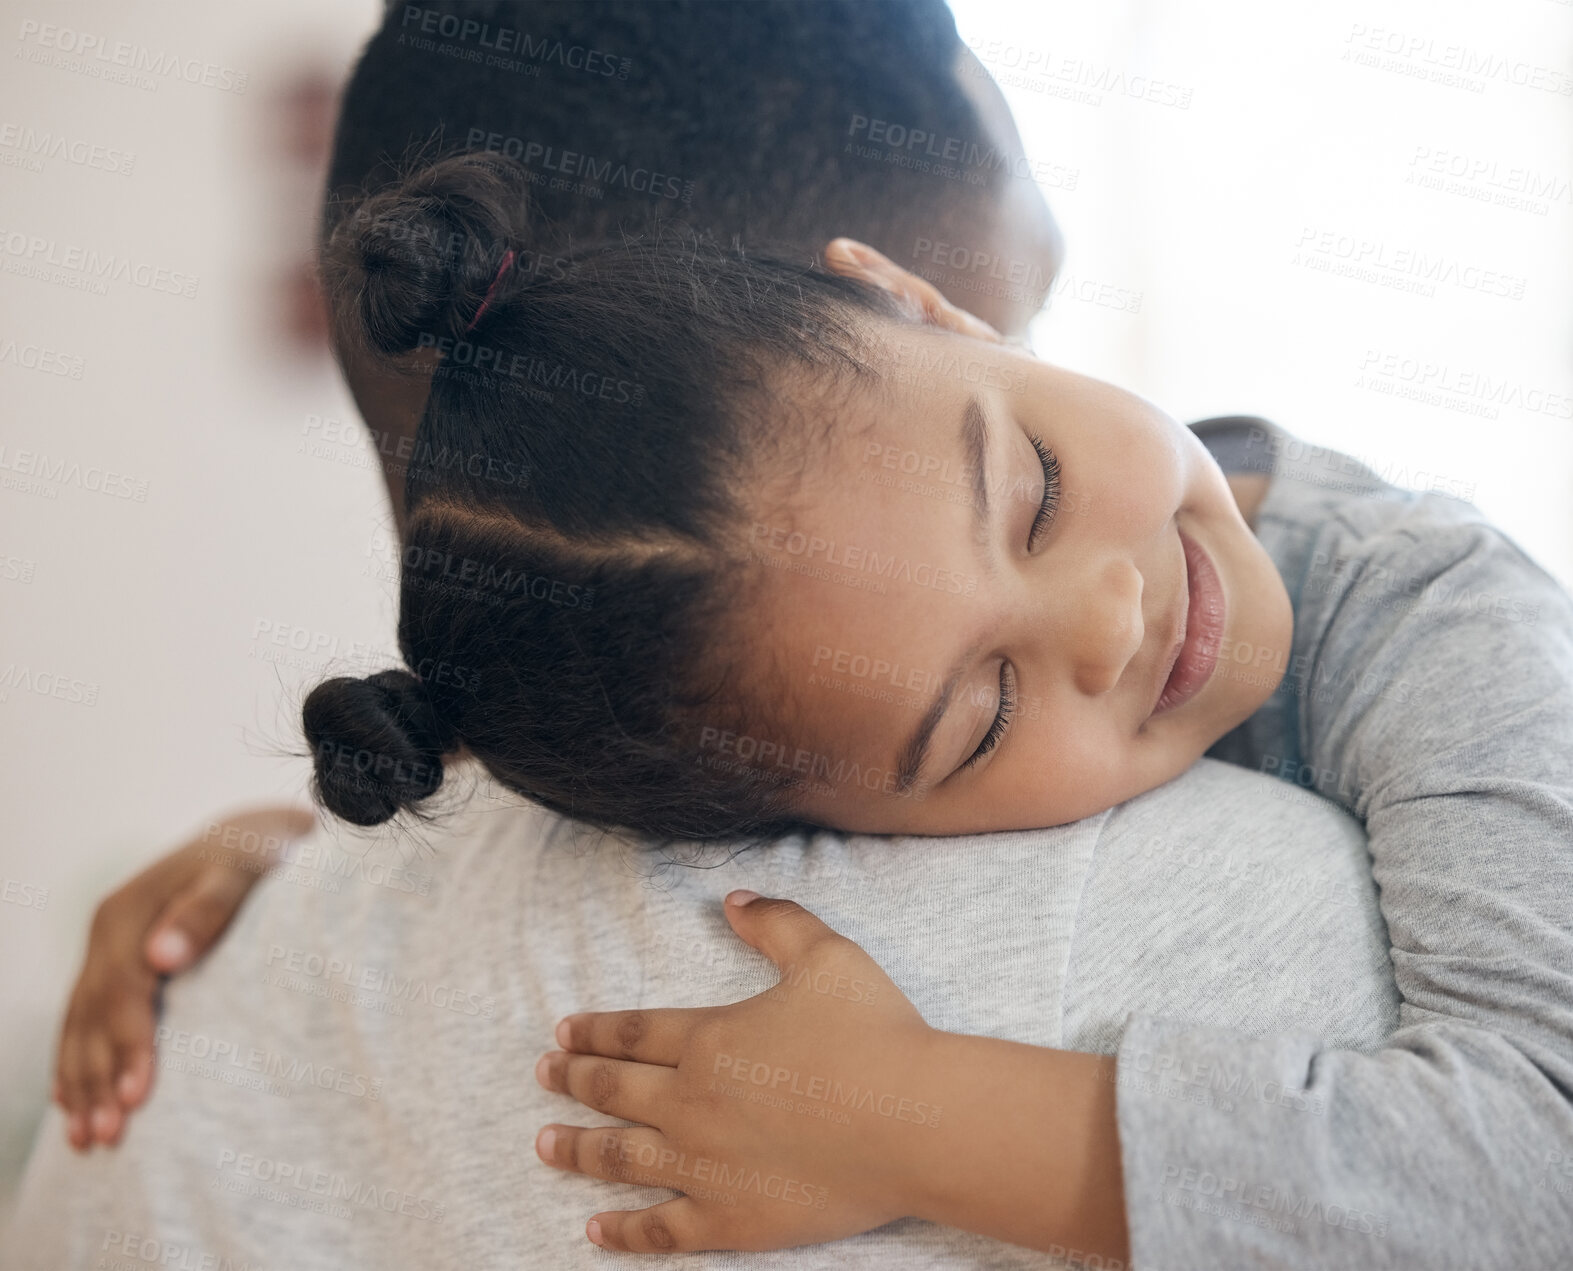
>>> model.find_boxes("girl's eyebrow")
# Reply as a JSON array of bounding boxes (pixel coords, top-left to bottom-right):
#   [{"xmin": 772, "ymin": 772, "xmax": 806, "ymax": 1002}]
[
  {"xmin": 963, "ymin": 394, "xmax": 992, "ymax": 550},
  {"xmin": 892, "ymin": 393, "xmax": 998, "ymax": 794}
]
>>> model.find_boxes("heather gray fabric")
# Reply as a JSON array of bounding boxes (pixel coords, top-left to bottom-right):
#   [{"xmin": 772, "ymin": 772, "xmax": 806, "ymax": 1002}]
[
  {"xmin": 6, "ymin": 753, "xmax": 1396, "ymax": 1271},
  {"xmin": 1112, "ymin": 419, "xmax": 1573, "ymax": 1269}
]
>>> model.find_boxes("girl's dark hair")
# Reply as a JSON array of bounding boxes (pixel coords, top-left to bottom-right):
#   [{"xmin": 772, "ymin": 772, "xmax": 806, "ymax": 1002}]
[{"xmin": 304, "ymin": 152, "xmax": 904, "ymax": 838}]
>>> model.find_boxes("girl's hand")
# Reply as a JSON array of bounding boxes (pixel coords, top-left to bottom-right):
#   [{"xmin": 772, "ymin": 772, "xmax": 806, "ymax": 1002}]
[{"xmin": 534, "ymin": 891, "xmax": 945, "ymax": 1253}]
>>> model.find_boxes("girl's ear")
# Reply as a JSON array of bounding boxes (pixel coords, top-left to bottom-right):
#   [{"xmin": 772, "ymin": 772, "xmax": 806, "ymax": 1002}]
[{"xmin": 823, "ymin": 238, "xmax": 1006, "ymax": 344}]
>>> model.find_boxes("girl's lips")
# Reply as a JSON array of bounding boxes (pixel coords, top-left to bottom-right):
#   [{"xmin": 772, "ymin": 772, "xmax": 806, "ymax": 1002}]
[{"xmin": 1151, "ymin": 528, "xmax": 1225, "ymax": 717}]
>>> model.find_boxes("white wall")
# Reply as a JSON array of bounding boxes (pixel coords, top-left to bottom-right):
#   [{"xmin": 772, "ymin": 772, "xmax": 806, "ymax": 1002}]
[
  {"xmin": 953, "ymin": 0, "xmax": 1573, "ymax": 583},
  {"xmin": 0, "ymin": 0, "xmax": 385, "ymax": 1201}
]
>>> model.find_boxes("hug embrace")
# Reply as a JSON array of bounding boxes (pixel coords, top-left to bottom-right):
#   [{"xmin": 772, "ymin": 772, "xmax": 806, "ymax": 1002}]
[{"xmin": 20, "ymin": 2, "xmax": 1573, "ymax": 1269}]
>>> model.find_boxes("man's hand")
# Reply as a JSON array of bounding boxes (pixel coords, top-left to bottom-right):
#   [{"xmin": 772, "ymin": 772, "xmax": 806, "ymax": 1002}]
[{"xmin": 53, "ymin": 804, "xmax": 315, "ymax": 1150}]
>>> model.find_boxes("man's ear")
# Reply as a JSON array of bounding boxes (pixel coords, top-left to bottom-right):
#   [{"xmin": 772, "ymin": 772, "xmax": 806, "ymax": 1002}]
[{"xmin": 822, "ymin": 238, "xmax": 1006, "ymax": 343}]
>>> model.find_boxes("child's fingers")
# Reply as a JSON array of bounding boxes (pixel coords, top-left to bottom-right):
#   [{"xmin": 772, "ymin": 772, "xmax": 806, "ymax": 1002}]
[
  {"xmin": 721, "ymin": 891, "xmax": 851, "ymax": 973},
  {"xmin": 536, "ymin": 1050, "xmax": 678, "ymax": 1126},
  {"xmin": 536, "ymin": 1122, "xmax": 729, "ymax": 1250},
  {"xmin": 554, "ymin": 1007, "xmax": 711, "ymax": 1066},
  {"xmin": 535, "ymin": 1122, "xmax": 667, "ymax": 1184},
  {"xmin": 587, "ymin": 1198, "xmax": 708, "ymax": 1254}
]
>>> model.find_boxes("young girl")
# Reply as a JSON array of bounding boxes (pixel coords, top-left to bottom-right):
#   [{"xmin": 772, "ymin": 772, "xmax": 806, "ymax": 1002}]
[{"xmin": 55, "ymin": 150, "xmax": 1573, "ymax": 1266}]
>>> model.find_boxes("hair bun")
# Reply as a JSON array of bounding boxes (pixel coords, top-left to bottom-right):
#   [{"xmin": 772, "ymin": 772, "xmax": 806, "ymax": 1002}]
[
  {"xmin": 324, "ymin": 152, "xmax": 534, "ymax": 356},
  {"xmin": 303, "ymin": 669, "xmax": 456, "ymax": 826}
]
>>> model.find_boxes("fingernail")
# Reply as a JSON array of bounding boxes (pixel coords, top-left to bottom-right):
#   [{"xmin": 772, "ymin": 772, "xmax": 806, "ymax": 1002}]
[
  {"xmin": 726, "ymin": 889, "xmax": 761, "ymax": 907},
  {"xmin": 536, "ymin": 1127, "xmax": 556, "ymax": 1160},
  {"xmin": 148, "ymin": 929, "xmax": 191, "ymax": 968},
  {"xmin": 90, "ymin": 1105, "xmax": 117, "ymax": 1141},
  {"xmin": 535, "ymin": 1054, "xmax": 553, "ymax": 1088},
  {"xmin": 555, "ymin": 1017, "xmax": 572, "ymax": 1048},
  {"xmin": 586, "ymin": 1219, "xmax": 604, "ymax": 1247}
]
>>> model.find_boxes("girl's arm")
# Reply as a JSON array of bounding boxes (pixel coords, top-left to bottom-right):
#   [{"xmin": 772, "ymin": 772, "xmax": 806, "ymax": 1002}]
[{"xmin": 1107, "ymin": 450, "xmax": 1573, "ymax": 1267}]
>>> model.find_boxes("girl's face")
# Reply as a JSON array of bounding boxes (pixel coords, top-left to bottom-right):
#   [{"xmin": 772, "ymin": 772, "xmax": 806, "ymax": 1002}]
[{"xmin": 742, "ymin": 322, "xmax": 1294, "ymax": 835}]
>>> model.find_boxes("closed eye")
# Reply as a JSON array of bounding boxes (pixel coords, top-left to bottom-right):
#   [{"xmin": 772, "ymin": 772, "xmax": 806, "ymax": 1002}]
[
  {"xmin": 959, "ymin": 661, "xmax": 1016, "ymax": 772},
  {"xmin": 1027, "ymin": 433, "xmax": 1061, "ymax": 550}
]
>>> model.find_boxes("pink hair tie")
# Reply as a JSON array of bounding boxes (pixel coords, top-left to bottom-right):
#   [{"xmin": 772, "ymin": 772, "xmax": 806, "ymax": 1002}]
[{"xmin": 465, "ymin": 249, "xmax": 516, "ymax": 332}]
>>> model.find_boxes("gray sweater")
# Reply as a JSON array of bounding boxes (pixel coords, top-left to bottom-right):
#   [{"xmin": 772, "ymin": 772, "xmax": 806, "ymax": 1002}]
[{"xmin": 8, "ymin": 418, "xmax": 1571, "ymax": 1268}]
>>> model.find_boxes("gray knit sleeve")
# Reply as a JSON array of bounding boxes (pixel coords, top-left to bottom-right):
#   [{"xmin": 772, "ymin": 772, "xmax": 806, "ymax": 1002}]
[{"xmin": 1114, "ymin": 469, "xmax": 1573, "ymax": 1269}]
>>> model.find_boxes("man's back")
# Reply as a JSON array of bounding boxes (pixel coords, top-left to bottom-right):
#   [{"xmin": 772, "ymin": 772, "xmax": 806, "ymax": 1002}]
[{"xmin": 9, "ymin": 757, "xmax": 1396, "ymax": 1269}]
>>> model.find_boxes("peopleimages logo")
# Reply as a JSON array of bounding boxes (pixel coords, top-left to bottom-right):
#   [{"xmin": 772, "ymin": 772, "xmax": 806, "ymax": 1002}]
[
  {"xmin": 0, "ymin": 227, "xmax": 199, "ymax": 297},
  {"xmin": 1341, "ymin": 23, "xmax": 1573, "ymax": 97},
  {"xmin": 750, "ymin": 522, "xmax": 979, "ymax": 596},
  {"xmin": 399, "ymin": 5, "xmax": 631, "ymax": 80},
  {"xmin": 264, "ymin": 944, "xmax": 496, "ymax": 1019},
  {"xmin": 0, "ymin": 446, "xmax": 148, "ymax": 501},
  {"xmin": 415, "ymin": 333, "xmax": 646, "ymax": 405},
  {"xmin": 604, "ymin": 1139, "xmax": 829, "ymax": 1210},
  {"xmin": 15, "ymin": 20, "xmax": 249, "ymax": 94},
  {"xmin": 712, "ymin": 1052, "xmax": 942, "ymax": 1127},
  {"xmin": 0, "ymin": 663, "xmax": 99, "ymax": 707},
  {"xmin": 0, "ymin": 337, "xmax": 84, "ymax": 378},
  {"xmin": 100, "ymin": 1230, "xmax": 263, "ymax": 1271},
  {"xmin": 1291, "ymin": 226, "xmax": 1526, "ymax": 300},
  {"xmin": 215, "ymin": 1149, "xmax": 446, "ymax": 1223},
  {"xmin": 0, "ymin": 123, "xmax": 135, "ymax": 174},
  {"xmin": 696, "ymin": 726, "xmax": 931, "ymax": 801},
  {"xmin": 156, "ymin": 1025, "xmax": 385, "ymax": 1101},
  {"xmin": 846, "ymin": 114, "xmax": 1078, "ymax": 189},
  {"xmin": 1161, "ymin": 1162, "xmax": 1389, "ymax": 1238},
  {"xmin": 466, "ymin": 128, "xmax": 691, "ymax": 203},
  {"xmin": 399, "ymin": 543, "xmax": 596, "ymax": 609}
]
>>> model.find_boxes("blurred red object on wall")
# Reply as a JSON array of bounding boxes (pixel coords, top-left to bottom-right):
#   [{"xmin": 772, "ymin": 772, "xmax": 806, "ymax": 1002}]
[{"xmin": 271, "ymin": 68, "xmax": 337, "ymax": 354}]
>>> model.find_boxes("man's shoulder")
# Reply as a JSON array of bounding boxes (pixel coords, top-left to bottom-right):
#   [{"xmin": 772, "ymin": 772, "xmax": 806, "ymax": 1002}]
[{"xmin": 1101, "ymin": 756, "xmax": 1364, "ymax": 841}]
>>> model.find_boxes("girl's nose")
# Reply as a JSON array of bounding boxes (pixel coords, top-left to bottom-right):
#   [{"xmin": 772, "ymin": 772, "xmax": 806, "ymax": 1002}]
[{"xmin": 1066, "ymin": 555, "xmax": 1146, "ymax": 697}]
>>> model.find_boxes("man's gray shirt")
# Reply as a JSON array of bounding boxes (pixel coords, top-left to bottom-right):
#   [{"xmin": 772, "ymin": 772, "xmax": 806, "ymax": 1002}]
[{"xmin": 7, "ymin": 755, "xmax": 1397, "ymax": 1271}]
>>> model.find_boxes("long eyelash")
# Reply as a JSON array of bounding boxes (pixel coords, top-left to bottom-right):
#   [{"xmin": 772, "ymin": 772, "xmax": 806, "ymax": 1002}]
[
  {"xmin": 961, "ymin": 662, "xmax": 1016, "ymax": 771},
  {"xmin": 1028, "ymin": 433, "xmax": 1061, "ymax": 550}
]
